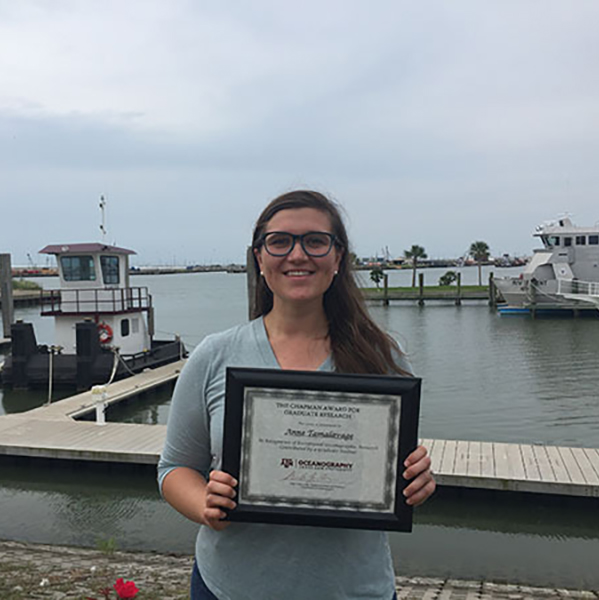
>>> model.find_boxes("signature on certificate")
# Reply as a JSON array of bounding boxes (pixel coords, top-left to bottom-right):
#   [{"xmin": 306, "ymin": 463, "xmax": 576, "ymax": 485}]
[{"xmin": 280, "ymin": 470, "xmax": 334, "ymax": 484}]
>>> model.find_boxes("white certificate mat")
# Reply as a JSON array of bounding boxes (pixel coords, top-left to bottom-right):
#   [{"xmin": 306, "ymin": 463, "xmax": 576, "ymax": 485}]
[{"xmin": 238, "ymin": 388, "xmax": 401, "ymax": 513}]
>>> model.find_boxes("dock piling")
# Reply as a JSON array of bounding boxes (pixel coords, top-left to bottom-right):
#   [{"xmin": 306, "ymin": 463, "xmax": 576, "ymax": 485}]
[
  {"xmin": 0, "ymin": 253, "xmax": 14, "ymax": 338},
  {"xmin": 383, "ymin": 273, "xmax": 389, "ymax": 306},
  {"xmin": 488, "ymin": 273, "xmax": 497, "ymax": 307},
  {"xmin": 418, "ymin": 273, "xmax": 425, "ymax": 306},
  {"xmin": 455, "ymin": 272, "xmax": 462, "ymax": 306},
  {"xmin": 246, "ymin": 246, "xmax": 257, "ymax": 320}
]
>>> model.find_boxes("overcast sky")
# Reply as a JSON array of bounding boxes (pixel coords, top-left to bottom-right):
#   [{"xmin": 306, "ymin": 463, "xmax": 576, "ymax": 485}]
[{"xmin": 1, "ymin": 0, "xmax": 598, "ymax": 266}]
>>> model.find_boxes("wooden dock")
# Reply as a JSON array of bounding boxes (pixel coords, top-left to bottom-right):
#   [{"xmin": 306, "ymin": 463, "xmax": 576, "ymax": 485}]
[
  {"xmin": 362, "ymin": 272, "xmax": 502, "ymax": 307},
  {"xmin": 422, "ymin": 438, "xmax": 599, "ymax": 498},
  {"xmin": 0, "ymin": 361, "xmax": 597, "ymax": 496},
  {"xmin": 0, "ymin": 360, "xmax": 184, "ymax": 464},
  {"xmin": 364, "ymin": 289, "xmax": 490, "ymax": 303},
  {"xmin": 0, "ymin": 416, "xmax": 166, "ymax": 464},
  {"xmin": 26, "ymin": 359, "xmax": 186, "ymax": 421}
]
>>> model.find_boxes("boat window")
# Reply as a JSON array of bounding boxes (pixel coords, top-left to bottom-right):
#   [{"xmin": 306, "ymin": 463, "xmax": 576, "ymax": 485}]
[
  {"xmin": 564, "ymin": 237, "xmax": 572, "ymax": 247},
  {"xmin": 101, "ymin": 256, "xmax": 120, "ymax": 285},
  {"xmin": 576, "ymin": 236, "xmax": 586, "ymax": 245},
  {"xmin": 547, "ymin": 236, "xmax": 560, "ymax": 247},
  {"xmin": 61, "ymin": 256, "xmax": 96, "ymax": 281},
  {"xmin": 589, "ymin": 235, "xmax": 599, "ymax": 245},
  {"xmin": 121, "ymin": 318, "xmax": 130, "ymax": 337}
]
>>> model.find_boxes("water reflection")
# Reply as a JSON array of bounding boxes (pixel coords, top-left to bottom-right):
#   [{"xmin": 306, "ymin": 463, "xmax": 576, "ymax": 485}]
[
  {"xmin": 0, "ymin": 462, "xmax": 196, "ymax": 552},
  {"xmin": 369, "ymin": 303, "xmax": 599, "ymax": 447},
  {"xmin": 1, "ymin": 462, "xmax": 597, "ymax": 589}
]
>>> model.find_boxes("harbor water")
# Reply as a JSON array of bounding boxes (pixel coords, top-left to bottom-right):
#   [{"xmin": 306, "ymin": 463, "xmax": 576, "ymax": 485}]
[{"xmin": 1, "ymin": 268, "xmax": 598, "ymax": 588}]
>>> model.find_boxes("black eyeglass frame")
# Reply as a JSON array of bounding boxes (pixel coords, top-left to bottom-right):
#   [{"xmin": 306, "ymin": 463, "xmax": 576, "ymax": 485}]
[{"xmin": 257, "ymin": 231, "xmax": 339, "ymax": 257}]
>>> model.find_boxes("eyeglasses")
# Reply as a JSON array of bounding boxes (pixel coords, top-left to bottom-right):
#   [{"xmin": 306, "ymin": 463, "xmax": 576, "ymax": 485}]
[{"xmin": 259, "ymin": 231, "xmax": 338, "ymax": 257}]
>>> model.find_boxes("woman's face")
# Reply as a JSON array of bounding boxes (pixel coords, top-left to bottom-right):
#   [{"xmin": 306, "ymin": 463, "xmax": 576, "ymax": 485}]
[{"xmin": 255, "ymin": 207, "xmax": 343, "ymax": 309}]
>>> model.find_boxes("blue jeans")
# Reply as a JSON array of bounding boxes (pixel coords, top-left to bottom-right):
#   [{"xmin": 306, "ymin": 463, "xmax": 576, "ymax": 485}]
[
  {"xmin": 191, "ymin": 561, "xmax": 398, "ymax": 600},
  {"xmin": 191, "ymin": 561, "xmax": 219, "ymax": 599}
]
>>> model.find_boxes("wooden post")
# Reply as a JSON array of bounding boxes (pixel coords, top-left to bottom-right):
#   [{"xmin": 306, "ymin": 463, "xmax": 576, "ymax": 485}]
[
  {"xmin": 418, "ymin": 272, "xmax": 425, "ymax": 306},
  {"xmin": 383, "ymin": 273, "xmax": 389, "ymax": 306},
  {"xmin": 488, "ymin": 272, "xmax": 496, "ymax": 307},
  {"xmin": 147, "ymin": 295, "xmax": 155, "ymax": 339},
  {"xmin": 0, "ymin": 254, "xmax": 14, "ymax": 338},
  {"xmin": 455, "ymin": 272, "xmax": 462, "ymax": 306},
  {"xmin": 529, "ymin": 281, "xmax": 536, "ymax": 318},
  {"xmin": 246, "ymin": 246, "xmax": 257, "ymax": 320}
]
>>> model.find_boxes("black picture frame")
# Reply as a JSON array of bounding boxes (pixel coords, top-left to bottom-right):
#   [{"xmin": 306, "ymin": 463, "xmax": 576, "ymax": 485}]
[{"xmin": 222, "ymin": 367, "xmax": 421, "ymax": 532}]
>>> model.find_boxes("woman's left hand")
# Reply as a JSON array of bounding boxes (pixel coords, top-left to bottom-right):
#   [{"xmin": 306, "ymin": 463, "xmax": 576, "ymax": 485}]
[{"xmin": 402, "ymin": 445, "xmax": 436, "ymax": 506}]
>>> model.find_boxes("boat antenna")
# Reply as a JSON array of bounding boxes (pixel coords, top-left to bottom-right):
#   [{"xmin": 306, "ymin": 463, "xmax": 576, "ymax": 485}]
[{"xmin": 99, "ymin": 195, "xmax": 107, "ymax": 243}]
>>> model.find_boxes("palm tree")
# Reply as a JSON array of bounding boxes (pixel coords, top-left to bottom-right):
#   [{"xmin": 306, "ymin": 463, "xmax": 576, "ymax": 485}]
[
  {"xmin": 404, "ymin": 245, "xmax": 427, "ymax": 287},
  {"xmin": 370, "ymin": 267, "xmax": 384, "ymax": 288},
  {"xmin": 469, "ymin": 241, "xmax": 490, "ymax": 286}
]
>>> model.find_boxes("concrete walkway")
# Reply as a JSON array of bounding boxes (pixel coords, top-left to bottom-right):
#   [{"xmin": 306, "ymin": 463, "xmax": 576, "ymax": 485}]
[{"xmin": 0, "ymin": 540, "xmax": 597, "ymax": 600}]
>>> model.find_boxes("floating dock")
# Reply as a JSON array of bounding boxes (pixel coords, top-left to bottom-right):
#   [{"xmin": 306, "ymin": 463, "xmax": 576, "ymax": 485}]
[
  {"xmin": 422, "ymin": 438, "xmax": 599, "ymax": 498},
  {"xmin": 0, "ymin": 360, "xmax": 184, "ymax": 464},
  {"xmin": 0, "ymin": 364, "xmax": 597, "ymax": 497},
  {"xmin": 364, "ymin": 289, "xmax": 490, "ymax": 303}
]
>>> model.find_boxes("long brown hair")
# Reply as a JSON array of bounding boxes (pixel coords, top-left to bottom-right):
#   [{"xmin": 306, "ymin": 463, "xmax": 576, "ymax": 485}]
[{"xmin": 251, "ymin": 190, "xmax": 408, "ymax": 375}]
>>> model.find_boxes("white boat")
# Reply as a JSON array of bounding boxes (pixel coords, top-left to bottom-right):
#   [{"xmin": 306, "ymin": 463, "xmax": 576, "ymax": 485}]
[
  {"xmin": 495, "ymin": 217, "xmax": 599, "ymax": 315},
  {"xmin": 1, "ymin": 242, "xmax": 186, "ymax": 389}
]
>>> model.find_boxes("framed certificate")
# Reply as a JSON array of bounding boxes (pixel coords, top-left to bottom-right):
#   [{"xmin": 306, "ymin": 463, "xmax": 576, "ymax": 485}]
[{"xmin": 222, "ymin": 367, "xmax": 421, "ymax": 532}]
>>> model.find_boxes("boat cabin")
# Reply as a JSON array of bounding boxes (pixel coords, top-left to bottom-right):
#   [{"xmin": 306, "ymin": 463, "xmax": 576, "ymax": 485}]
[
  {"xmin": 531, "ymin": 218, "xmax": 599, "ymax": 282},
  {"xmin": 39, "ymin": 243, "xmax": 152, "ymax": 355}
]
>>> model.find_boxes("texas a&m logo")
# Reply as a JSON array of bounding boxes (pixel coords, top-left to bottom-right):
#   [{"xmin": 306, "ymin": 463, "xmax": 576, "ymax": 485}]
[{"xmin": 280, "ymin": 458, "xmax": 294, "ymax": 468}]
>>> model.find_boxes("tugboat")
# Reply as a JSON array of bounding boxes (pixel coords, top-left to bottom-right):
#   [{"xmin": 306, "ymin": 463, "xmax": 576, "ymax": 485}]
[
  {"xmin": 0, "ymin": 242, "xmax": 186, "ymax": 389},
  {"xmin": 495, "ymin": 217, "xmax": 599, "ymax": 315}
]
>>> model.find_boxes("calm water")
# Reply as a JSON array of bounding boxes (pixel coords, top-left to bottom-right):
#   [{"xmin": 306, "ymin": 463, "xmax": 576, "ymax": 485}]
[
  {"xmin": 1, "ymin": 267, "xmax": 599, "ymax": 588},
  {"xmin": 0, "ymin": 462, "xmax": 597, "ymax": 589},
  {"xmin": 6, "ymin": 268, "xmax": 596, "ymax": 447}
]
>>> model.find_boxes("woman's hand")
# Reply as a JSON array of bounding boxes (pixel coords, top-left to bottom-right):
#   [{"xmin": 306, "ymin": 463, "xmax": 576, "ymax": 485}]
[
  {"xmin": 402, "ymin": 445, "xmax": 436, "ymax": 507},
  {"xmin": 202, "ymin": 470, "xmax": 238, "ymax": 531}
]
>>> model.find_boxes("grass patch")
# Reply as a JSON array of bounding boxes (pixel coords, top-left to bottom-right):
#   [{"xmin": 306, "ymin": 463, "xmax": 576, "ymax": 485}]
[
  {"xmin": 12, "ymin": 280, "xmax": 42, "ymax": 291},
  {"xmin": 96, "ymin": 536, "xmax": 118, "ymax": 555}
]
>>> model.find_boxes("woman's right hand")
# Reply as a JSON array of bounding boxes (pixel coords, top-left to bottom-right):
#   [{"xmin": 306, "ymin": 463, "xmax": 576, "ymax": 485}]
[{"xmin": 202, "ymin": 470, "xmax": 238, "ymax": 531}]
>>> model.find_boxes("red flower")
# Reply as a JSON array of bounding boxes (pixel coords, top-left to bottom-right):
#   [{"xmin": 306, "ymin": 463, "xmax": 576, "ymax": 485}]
[{"xmin": 113, "ymin": 578, "xmax": 139, "ymax": 599}]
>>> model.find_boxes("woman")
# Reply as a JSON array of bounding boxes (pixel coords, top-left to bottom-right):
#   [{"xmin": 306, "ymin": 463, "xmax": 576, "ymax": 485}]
[{"xmin": 158, "ymin": 190, "xmax": 435, "ymax": 600}]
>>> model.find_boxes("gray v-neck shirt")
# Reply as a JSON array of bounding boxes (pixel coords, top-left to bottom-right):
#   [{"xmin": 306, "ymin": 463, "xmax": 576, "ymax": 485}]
[{"xmin": 158, "ymin": 317, "xmax": 397, "ymax": 600}]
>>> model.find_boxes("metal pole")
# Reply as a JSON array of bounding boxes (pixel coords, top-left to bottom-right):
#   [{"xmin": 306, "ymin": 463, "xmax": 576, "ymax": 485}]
[{"xmin": 0, "ymin": 254, "xmax": 14, "ymax": 338}]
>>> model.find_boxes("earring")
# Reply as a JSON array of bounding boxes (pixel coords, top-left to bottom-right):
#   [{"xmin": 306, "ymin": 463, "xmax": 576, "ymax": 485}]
[
  {"xmin": 334, "ymin": 270, "xmax": 338, "ymax": 276},
  {"xmin": 260, "ymin": 271, "xmax": 264, "ymax": 276}
]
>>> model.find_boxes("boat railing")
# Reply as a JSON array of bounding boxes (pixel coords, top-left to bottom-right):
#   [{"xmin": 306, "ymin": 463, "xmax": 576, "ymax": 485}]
[
  {"xmin": 556, "ymin": 279, "xmax": 599, "ymax": 298},
  {"xmin": 40, "ymin": 287, "xmax": 151, "ymax": 315}
]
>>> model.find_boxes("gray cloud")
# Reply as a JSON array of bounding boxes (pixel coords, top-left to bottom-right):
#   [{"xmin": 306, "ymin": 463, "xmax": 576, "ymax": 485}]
[{"xmin": 1, "ymin": 0, "xmax": 598, "ymax": 264}]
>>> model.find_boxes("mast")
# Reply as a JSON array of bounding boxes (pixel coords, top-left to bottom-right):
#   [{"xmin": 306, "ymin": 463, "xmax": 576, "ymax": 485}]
[{"xmin": 99, "ymin": 196, "xmax": 107, "ymax": 243}]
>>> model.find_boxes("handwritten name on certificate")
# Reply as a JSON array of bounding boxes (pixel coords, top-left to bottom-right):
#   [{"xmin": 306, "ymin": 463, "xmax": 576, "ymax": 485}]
[{"xmin": 238, "ymin": 388, "xmax": 402, "ymax": 513}]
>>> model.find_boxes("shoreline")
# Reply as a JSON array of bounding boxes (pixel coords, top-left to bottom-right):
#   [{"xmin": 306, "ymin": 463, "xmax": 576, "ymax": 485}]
[{"xmin": 0, "ymin": 539, "xmax": 596, "ymax": 599}]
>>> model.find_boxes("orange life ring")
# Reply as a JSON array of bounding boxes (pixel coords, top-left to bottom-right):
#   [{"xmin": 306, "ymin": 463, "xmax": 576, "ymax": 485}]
[{"xmin": 97, "ymin": 322, "xmax": 113, "ymax": 344}]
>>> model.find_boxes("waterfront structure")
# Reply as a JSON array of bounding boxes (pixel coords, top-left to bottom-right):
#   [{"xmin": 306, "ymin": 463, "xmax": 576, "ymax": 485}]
[
  {"xmin": 0, "ymin": 243, "xmax": 185, "ymax": 389},
  {"xmin": 495, "ymin": 217, "xmax": 599, "ymax": 314}
]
